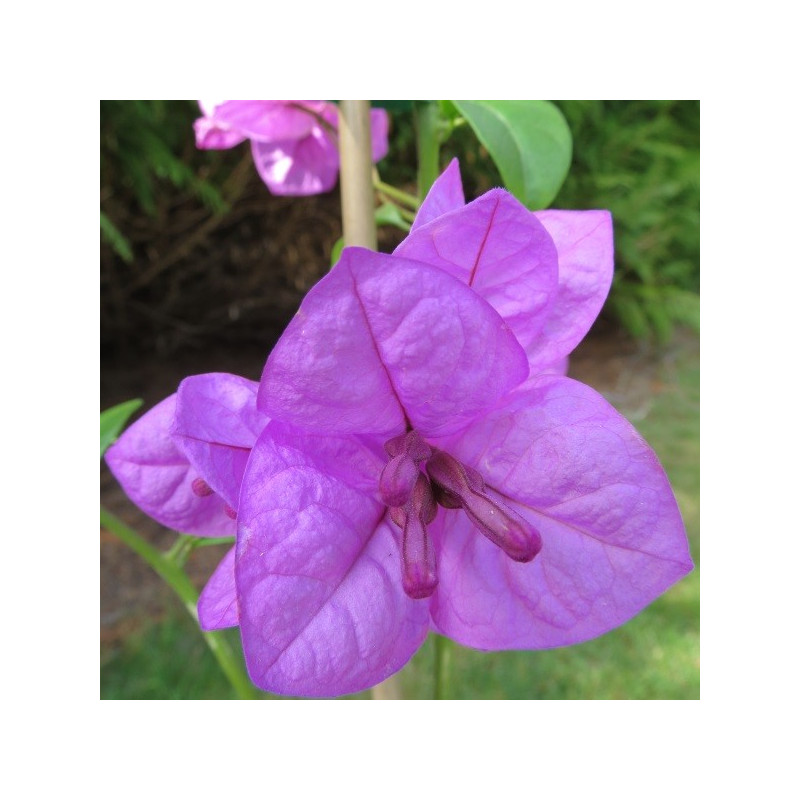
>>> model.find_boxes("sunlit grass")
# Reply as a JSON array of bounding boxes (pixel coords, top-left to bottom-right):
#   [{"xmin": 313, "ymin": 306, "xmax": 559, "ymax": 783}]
[{"xmin": 101, "ymin": 616, "xmax": 246, "ymax": 700}]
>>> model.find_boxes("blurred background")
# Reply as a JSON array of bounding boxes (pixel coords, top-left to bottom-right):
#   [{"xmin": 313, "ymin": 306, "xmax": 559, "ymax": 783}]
[{"xmin": 100, "ymin": 100, "xmax": 699, "ymax": 699}]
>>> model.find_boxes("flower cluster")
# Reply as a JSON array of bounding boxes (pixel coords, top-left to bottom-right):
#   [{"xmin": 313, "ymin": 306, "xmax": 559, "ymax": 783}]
[
  {"xmin": 194, "ymin": 100, "xmax": 389, "ymax": 196},
  {"xmin": 106, "ymin": 160, "xmax": 692, "ymax": 697}
]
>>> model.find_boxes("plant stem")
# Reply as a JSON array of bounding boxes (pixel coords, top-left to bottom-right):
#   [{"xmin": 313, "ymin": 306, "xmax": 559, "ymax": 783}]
[
  {"xmin": 193, "ymin": 536, "xmax": 236, "ymax": 548},
  {"xmin": 373, "ymin": 176, "xmax": 419, "ymax": 209},
  {"xmin": 338, "ymin": 101, "xmax": 403, "ymax": 700},
  {"xmin": 414, "ymin": 101, "xmax": 441, "ymax": 198},
  {"xmin": 433, "ymin": 634, "xmax": 452, "ymax": 700},
  {"xmin": 397, "ymin": 207, "xmax": 416, "ymax": 224},
  {"xmin": 100, "ymin": 507, "xmax": 260, "ymax": 700},
  {"xmin": 165, "ymin": 533, "xmax": 197, "ymax": 568}
]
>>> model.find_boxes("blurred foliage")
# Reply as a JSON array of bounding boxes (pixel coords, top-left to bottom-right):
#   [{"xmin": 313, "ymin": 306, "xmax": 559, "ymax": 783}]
[
  {"xmin": 553, "ymin": 101, "xmax": 700, "ymax": 341},
  {"xmin": 100, "ymin": 100, "xmax": 699, "ymax": 344},
  {"xmin": 100, "ymin": 101, "xmax": 230, "ymax": 260}
]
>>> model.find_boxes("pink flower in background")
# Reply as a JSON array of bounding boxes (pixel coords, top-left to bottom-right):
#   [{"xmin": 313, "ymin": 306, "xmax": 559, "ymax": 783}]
[{"xmin": 194, "ymin": 101, "xmax": 389, "ymax": 196}]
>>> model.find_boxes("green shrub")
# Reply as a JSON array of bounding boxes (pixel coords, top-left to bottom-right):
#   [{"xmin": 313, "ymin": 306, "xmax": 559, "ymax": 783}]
[
  {"xmin": 554, "ymin": 100, "xmax": 700, "ymax": 341},
  {"xmin": 100, "ymin": 101, "xmax": 230, "ymax": 260}
]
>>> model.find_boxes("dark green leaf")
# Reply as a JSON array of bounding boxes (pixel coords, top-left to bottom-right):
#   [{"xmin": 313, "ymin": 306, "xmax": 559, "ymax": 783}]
[
  {"xmin": 452, "ymin": 100, "xmax": 572, "ymax": 209},
  {"xmin": 101, "ymin": 399, "xmax": 143, "ymax": 458}
]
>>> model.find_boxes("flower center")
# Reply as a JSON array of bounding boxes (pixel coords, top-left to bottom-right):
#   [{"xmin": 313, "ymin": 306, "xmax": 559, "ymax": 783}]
[
  {"xmin": 389, "ymin": 475, "xmax": 438, "ymax": 599},
  {"xmin": 379, "ymin": 431, "xmax": 543, "ymax": 599},
  {"xmin": 191, "ymin": 477, "xmax": 236, "ymax": 519},
  {"xmin": 379, "ymin": 430, "xmax": 431, "ymax": 507}
]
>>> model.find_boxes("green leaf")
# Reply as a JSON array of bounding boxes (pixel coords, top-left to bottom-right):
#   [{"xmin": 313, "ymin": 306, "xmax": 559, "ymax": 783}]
[
  {"xmin": 438, "ymin": 100, "xmax": 461, "ymax": 122},
  {"xmin": 375, "ymin": 203, "xmax": 411, "ymax": 232},
  {"xmin": 101, "ymin": 399, "xmax": 143, "ymax": 458},
  {"xmin": 330, "ymin": 237, "xmax": 345, "ymax": 268},
  {"xmin": 452, "ymin": 100, "xmax": 572, "ymax": 209}
]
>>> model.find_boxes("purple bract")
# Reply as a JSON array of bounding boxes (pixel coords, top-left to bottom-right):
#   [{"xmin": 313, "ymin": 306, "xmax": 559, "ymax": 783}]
[
  {"xmin": 104, "ymin": 372, "xmax": 268, "ymax": 629},
  {"xmin": 229, "ymin": 163, "xmax": 692, "ymax": 696},
  {"xmin": 104, "ymin": 160, "xmax": 692, "ymax": 698},
  {"xmin": 194, "ymin": 100, "xmax": 389, "ymax": 196}
]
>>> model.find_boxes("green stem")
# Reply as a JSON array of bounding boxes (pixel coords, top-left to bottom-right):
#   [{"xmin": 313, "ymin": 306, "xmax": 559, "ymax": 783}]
[
  {"xmin": 373, "ymin": 177, "xmax": 420, "ymax": 209},
  {"xmin": 397, "ymin": 207, "xmax": 416, "ymax": 224},
  {"xmin": 193, "ymin": 536, "xmax": 236, "ymax": 549},
  {"xmin": 100, "ymin": 507, "xmax": 260, "ymax": 700},
  {"xmin": 165, "ymin": 533, "xmax": 197, "ymax": 568},
  {"xmin": 414, "ymin": 101, "xmax": 442, "ymax": 198},
  {"xmin": 433, "ymin": 634, "xmax": 452, "ymax": 700}
]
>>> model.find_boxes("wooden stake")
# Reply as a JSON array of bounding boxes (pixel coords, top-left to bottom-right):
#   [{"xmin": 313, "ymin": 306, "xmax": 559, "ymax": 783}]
[
  {"xmin": 338, "ymin": 100, "xmax": 378, "ymax": 250},
  {"xmin": 337, "ymin": 101, "xmax": 402, "ymax": 700}
]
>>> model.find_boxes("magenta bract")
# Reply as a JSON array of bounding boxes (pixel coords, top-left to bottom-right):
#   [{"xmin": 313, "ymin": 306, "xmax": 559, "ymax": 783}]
[
  {"xmin": 194, "ymin": 100, "xmax": 389, "ymax": 196},
  {"xmin": 234, "ymin": 170, "xmax": 692, "ymax": 696},
  {"xmin": 105, "ymin": 161, "xmax": 692, "ymax": 699},
  {"xmin": 396, "ymin": 159, "xmax": 615, "ymax": 375},
  {"xmin": 104, "ymin": 373, "xmax": 268, "ymax": 630}
]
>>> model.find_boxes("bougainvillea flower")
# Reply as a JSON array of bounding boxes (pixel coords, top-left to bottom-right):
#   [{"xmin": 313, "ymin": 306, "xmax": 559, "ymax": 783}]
[
  {"xmin": 194, "ymin": 100, "xmax": 389, "ymax": 196},
  {"xmin": 104, "ymin": 372, "xmax": 268, "ymax": 630},
  {"xmin": 396, "ymin": 158, "xmax": 614, "ymax": 377},
  {"xmin": 234, "ymin": 246, "xmax": 692, "ymax": 697}
]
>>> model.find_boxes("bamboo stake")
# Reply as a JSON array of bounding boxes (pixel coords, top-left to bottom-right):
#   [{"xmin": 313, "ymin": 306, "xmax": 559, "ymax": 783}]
[
  {"xmin": 337, "ymin": 100, "xmax": 402, "ymax": 701},
  {"xmin": 338, "ymin": 100, "xmax": 378, "ymax": 249}
]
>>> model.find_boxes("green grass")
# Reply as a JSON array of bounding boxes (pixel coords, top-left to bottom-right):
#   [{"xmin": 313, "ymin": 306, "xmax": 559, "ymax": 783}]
[
  {"xmin": 101, "ymin": 616, "xmax": 245, "ymax": 700},
  {"xmin": 101, "ymin": 335, "xmax": 700, "ymax": 700}
]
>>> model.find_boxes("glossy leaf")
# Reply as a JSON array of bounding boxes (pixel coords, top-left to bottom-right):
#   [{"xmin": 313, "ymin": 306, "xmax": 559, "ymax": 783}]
[{"xmin": 452, "ymin": 100, "xmax": 572, "ymax": 209}]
